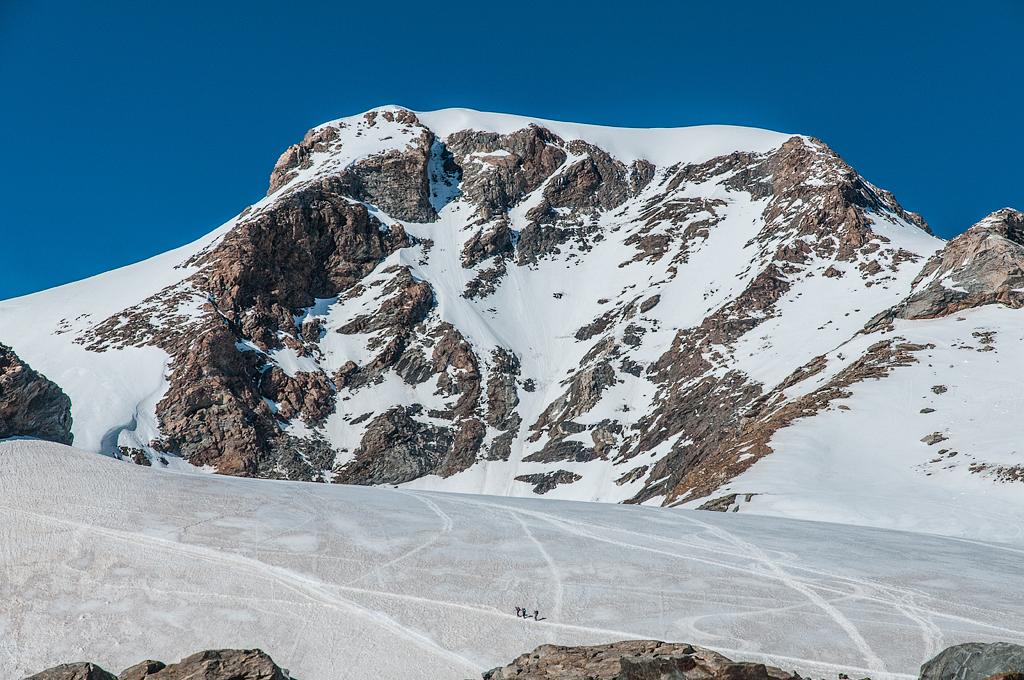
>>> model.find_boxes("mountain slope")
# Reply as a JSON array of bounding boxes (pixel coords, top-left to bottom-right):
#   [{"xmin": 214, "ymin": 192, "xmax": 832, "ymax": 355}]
[{"xmin": 0, "ymin": 107, "xmax": 1021, "ymax": 533}]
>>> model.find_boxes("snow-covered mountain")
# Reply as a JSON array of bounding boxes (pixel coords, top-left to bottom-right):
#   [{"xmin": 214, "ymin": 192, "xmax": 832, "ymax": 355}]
[{"xmin": 1, "ymin": 106, "xmax": 1022, "ymax": 538}]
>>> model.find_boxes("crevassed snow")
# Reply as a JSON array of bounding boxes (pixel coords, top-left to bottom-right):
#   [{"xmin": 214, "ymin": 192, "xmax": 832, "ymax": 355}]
[{"xmin": 2, "ymin": 439, "xmax": 1023, "ymax": 680}]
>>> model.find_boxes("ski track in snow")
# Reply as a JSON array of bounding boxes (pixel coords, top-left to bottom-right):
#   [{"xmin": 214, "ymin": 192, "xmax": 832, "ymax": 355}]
[{"xmin": 3, "ymin": 441, "xmax": 1024, "ymax": 680}]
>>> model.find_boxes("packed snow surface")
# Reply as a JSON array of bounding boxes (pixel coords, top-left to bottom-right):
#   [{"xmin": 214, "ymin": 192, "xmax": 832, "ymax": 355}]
[{"xmin": 3, "ymin": 440, "xmax": 1023, "ymax": 680}]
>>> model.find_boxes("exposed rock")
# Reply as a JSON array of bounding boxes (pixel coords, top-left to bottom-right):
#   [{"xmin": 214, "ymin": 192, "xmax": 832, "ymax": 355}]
[
  {"xmin": 337, "ymin": 267, "xmax": 433, "ymax": 337},
  {"xmin": 514, "ymin": 469, "xmax": 582, "ymax": 493},
  {"xmin": 142, "ymin": 649, "xmax": 289, "ymax": 680},
  {"xmin": 25, "ymin": 662, "xmax": 117, "ymax": 680},
  {"xmin": 335, "ymin": 405, "xmax": 454, "ymax": 485},
  {"xmin": 920, "ymin": 642, "xmax": 1024, "ymax": 680},
  {"xmin": 698, "ymin": 493, "xmax": 740, "ymax": 512},
  {"xmin": 117, "ymin": 660, "xmax": 166, "ymax": 680},
  {"xmin": 267, "ymin": 124, "xmax": 339, "ymax": 195},
  {"xmin": 332, "ymin": 129, "xmax": 438, "ymax": 223},
  {"xmin": 461, "ymin": 220, "xmax": 514, "ymax": 268},
  {"xmin": 0, "ymin": 343, "xmax": 73, "ymax": 445},
  {"xmin": 82, "ymin": 181, "xmax": 411, "ymax": 478},
  {"xmin": 615, "ymin": 465, "xmax": 648, "ymax": 485},
  {"xmin": 269, "ymin": 111, "xmax": 438, "ymax": 223},
  {"xmin": 899, "ymin": 209, "xmax": 1024, "ymax": 319},
  {"xmin": 481, "ymin": 640, "xmax": 797, "ymax": 680},
  {"xmin": 259, "ymin": 368, "xmax": 335, "ymax": 425},
  {"xmin": 445, "ymin": 126, "xmax": 567, "ymax": 219}
]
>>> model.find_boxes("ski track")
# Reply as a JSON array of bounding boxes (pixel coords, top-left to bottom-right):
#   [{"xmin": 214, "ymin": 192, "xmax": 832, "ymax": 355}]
[
  {"xmin": 681, "ymin": 515, "xmax": 887, "ymax": 673},
  {"xmin": 341, "ymin": 490, "xmax": 454, "ymax": 587},
  {"xmin": 429, "ymin": 493, "xmax": 1016, "ymax": 665},
  {"xmin": 506, "ymin": 506, "xmax": 565, "ymax": 621},
  {"xmin": 4, "ymin": 442, "xmax": 1024, "ymax": 680},
  {"xmin": 0, "ymin": 502, "xmax": 483, "ymax": 674}
]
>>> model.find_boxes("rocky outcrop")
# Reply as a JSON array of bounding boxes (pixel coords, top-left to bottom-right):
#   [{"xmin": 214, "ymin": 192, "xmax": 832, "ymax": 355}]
[
  {"xmin": 25, "ymin": 649, "xmax": 290, "ymax": 680},
  {"xmin": 897, "ymin": 208, "xmax": 1024, "ymax": 319},
  {"xmin": 0, "ymin": 343, "xmax": 73, "ymax": 445},
  {"xmin": 445, "ymin": 126, "xmax": 567, "ymax": 220},
  {"xmin": 920, "ymin": 642, "xmax": 1024, "ymax": 680},
  {"xmin": 24, "ymin": 663, "xmax": 116, "ymax": 680},
  {"xmin": 81, "ymin": 178, "xmax": 412, "ymax": 479},
  {"xmin": 514, "ymin": 469, "xmax": 581, "ymax": 493},
  {"xmin": 335, "ymin": 405, "xmax": 456, "ymax": 484},
  {"xmin": 481, "ymin": 640, "xmax": 798, "ymax": 680},
  {"xmin": 269, "ymin": 109, "xmax": 439, "ymax": 223}
]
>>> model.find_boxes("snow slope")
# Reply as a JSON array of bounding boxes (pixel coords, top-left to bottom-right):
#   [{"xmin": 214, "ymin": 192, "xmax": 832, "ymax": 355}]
[
  {"xmin": 2, "ymin": 439, "xmax": 1023, "ymax": 680},
  {"xmin": 696, "ymin": 304, "xmax": 1024, "ymax": 541}
]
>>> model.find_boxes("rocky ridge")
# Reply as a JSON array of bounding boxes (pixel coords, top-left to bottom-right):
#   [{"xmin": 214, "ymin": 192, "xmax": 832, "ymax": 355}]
[
  {"xmin": 0, "ymin": 342, "xmax": 72, "ymax": 445},
  {"xmin": 7, "ymin": 106, "xmax": 1024, "ymax": 508}
]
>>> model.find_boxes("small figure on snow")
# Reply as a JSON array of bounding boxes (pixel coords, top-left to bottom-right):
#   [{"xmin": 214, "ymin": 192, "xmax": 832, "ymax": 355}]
[
  {"xmin": 534, "ymin": 610, "xmax": 539, "ymax": 620},
  {"xmin": 515, "ymin": 607, "xmax": 521, "ymax": 617}
]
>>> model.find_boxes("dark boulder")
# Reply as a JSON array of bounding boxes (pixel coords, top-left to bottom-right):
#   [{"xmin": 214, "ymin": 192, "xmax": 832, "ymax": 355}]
[
  {"xmin": 920, "ymin": 642, "xmax": 1024, "ymax": 680},
  {"xmin": 24, "ymin": 663, "xmax": 116, "ymax": 680}
]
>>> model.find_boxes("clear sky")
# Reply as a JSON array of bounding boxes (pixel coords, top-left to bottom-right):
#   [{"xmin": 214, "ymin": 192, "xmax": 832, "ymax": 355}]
[{"xmin": 1, "ymin": 0, "xmax": 1021, "ymax": 300}]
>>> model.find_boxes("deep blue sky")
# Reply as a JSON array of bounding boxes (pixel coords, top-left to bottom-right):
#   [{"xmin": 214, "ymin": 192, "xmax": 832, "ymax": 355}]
[{"xmin": 1, "ymin": 1, "xmax": 1022, "ymax": 300}]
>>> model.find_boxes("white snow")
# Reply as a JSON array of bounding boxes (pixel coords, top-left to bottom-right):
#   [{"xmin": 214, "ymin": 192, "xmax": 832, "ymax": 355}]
[
  {"xmin": 2, "ymin": 439, "xmax": 1023, "ymax": 680},
  {"xmin": 699, "ymin": 305, "xmax": 1024, "ymax": 542}
]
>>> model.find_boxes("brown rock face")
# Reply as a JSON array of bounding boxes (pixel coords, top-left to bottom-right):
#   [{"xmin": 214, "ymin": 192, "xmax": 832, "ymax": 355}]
[
  {"xmin": 141, "ymin": 649, "xmax": 289, "ymax": 680},
  {"xmin": 0, "ymin": 343, "xmax": 73, "ymax": 445},
  {"xmin": 24, "ymin": 662, "xmax": 117, "ymax": 680},
  {"xmin": 897, "ymin": 208, "xmax": 1024, "ymax": 319},
  {"xmin": 117, "ymin": 660, "xmax": 166, "ymax": 680},
  {"xmin": 25, "ymin": 649, "xmax": 290, "ymax": 680},
  {"xmin": 482, "ymin": 640, "xmax": 798, "ymax": 680},
  {"xmin": 82, "ymin": 180, "xmax": 411, "ymax": 479},
  {"xmin": 446, "ymin": 126, "xmax": 568, "ymax": 220},
  {"xmin": 268, "ymin": 110, "xmax": 439, "ymax": 223}
]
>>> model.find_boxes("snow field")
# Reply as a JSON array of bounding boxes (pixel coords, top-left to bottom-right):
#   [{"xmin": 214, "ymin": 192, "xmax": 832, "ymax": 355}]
[
  {"xmin": 709, "ymin": 305, "xmax": 1024, "ymax": 541},
  {"xmin": 2, "ymin": 440, "xmax": 1024, "ymax": 680}
]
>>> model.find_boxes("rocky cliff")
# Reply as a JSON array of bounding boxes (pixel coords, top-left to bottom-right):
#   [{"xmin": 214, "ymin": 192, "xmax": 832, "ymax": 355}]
[
  {"xmin": 2, "ymin": 106, "xmax": 1022, "ymax": 512},
  {"xmin": 0, "ymin": 343, "xmax": 72, "ymax": 445}
]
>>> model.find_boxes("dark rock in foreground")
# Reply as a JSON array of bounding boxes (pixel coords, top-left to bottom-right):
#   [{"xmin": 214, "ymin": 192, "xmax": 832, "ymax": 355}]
[
  {"xmin": 24, "ymin": 663, "xmax": 116, "ymax": 680},
  {"xmin": 25, "ymin": 649, "xmax": 290, "ymax": 680},
  {"xmin": 920, "ymin": 642, "xmax": 1024, "ymax": 680},
  {"xmin": 0, "ymin": 342, "xmax": 73, "ymax": 445},
  {"xmin": 480, "ymin": 640, "xmax": 798, "ymax": 680}
]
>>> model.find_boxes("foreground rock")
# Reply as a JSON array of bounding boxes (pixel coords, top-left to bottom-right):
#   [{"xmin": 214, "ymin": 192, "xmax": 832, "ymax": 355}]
[
  {"xmin": 481, "ymin": 640, "xmax": 798, "ymax": 680},
  {"xmin": 0, "ymin": 342, "xmax": 72, "ymax": 445},
  {"xmin": 25, "ymin": 649, "xmax": 290, "ymax": 680},
  {"xmin": 24, "ymin": 663, "xmax": 116, "ymax": 680},
  {"xmin": 920, "ymin": 642, "xmax": 1024, "ymax": 680}
]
